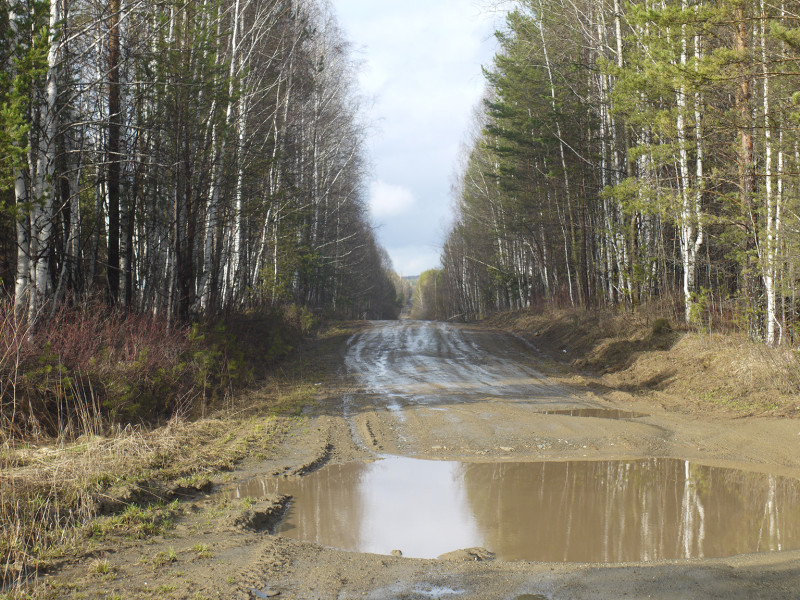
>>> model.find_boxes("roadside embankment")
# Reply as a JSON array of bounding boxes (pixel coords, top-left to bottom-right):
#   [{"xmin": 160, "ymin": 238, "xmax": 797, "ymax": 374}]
[{"xmin": 486, "ymin": 308, "xmax": 800, "ymax": 417}]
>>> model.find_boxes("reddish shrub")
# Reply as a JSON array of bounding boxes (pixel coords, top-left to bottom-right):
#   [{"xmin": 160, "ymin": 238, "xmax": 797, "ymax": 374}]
[{"xmin": 0, "ymin": 300, "xmax": 197, "ymax": 440}]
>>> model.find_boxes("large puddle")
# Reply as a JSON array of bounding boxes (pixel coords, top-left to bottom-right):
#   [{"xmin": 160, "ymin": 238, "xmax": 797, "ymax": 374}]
[{"xmin": 229, "ymin": 457, "xmax": 800, "ymax": 563}]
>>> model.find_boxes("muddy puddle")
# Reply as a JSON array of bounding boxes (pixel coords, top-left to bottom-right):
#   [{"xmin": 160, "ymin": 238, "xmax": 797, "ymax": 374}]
[
  {"xmin": 536, "ymin": 408, "xmax": 646, "ymax": 419},
  {"xmin": 229, "ymin": 456, "xmax": 800, "ymax": 563}
]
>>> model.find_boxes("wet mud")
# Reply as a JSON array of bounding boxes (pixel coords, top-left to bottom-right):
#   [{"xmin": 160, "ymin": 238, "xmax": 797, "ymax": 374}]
[
  {"xmin": 258, "ymin": 320, "xmax": 800, "ymax": 598},
  {"xmin": 535, "ymin": 408, "xmax": 647, "ymax": 419}
]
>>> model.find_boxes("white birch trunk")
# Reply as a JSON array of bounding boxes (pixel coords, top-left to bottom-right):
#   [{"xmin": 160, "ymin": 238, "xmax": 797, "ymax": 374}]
[
  {"xmin": 29, "ymin": 0, "xmax": 61, "ymax": 321},
  {"xmin": 13, "ymin": 189, "xmax": 30, "ymax": 320},
  {"xmin": 760, "ymin": 0, "xmax": 780, "ymax": 343},
  {"xmin": 199, "ymin": 0, "xmax": 239, "ymax": 312},
  {"xmin": 677, "ymin": 3, "xmax": 704, "ymax": 324},
  {"xmin": 9, "ymin": 8, "xmax": 31, "ymax": 319},
  {"xmin": 227, "ymin": 89, "xmax": 248, "ymax": 303}
]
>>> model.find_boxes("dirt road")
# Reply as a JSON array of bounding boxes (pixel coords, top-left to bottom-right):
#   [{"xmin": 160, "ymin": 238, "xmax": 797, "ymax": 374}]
[
  {"xmin": 55, "ymin": 320, "xmax": 800, "ymax": 599},
  {"xmin": 341, "ymin": 321, "xmax": 800, "ymax": 471},
  {"xmin": 233, "ymin": 320, "xmax": 800, "ymax": 600}
]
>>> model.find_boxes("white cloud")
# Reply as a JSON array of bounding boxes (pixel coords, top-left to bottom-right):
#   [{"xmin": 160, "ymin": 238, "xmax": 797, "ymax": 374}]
[
  {"xmin": 388, "ymin": 246, "xmax": 442, "ymax": 278},
  {"xmin": 369, "ymin": 180, "xmax": 417, "ymax": 219}
]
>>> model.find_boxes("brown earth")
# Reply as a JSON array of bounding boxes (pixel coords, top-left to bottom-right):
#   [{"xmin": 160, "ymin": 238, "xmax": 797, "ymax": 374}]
[{"xmin": 16, "ymin": 314, "xmax": 800, "ymax": 600}]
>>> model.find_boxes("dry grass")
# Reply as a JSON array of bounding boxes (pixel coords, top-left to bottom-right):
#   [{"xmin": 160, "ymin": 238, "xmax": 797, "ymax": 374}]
[
  {"xmin": 0, "ymin": 412, "xmax": 285, "ymax": 589},
  {"xmin": 663, "ymin": 333, "xmax": 800, "ymax": 413},
  {"xmin": 1, "ymin": 420, "xmax": 173, "ymax": 586},
  {"xmin": 0, "ymin": 319, "xmax": 357, "ymax": 593},
  {"xmin": 490, "ymin": 307, "xmax": 800, "ymax": 416}
]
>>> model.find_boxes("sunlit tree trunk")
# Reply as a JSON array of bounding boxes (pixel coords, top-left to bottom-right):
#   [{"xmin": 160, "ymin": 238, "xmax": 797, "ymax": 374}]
[
  {"xmin": 29, "ymin": 0, "xmax": 62, "ymax": 321},
  {"xmin": 761, "ymin": 0, "xmax": 779, "ymax": 344},
  {"xmin": 676, "ymin": 0, "xmax": 703, "ymax": 324},
  {"xmin": 736, "ymin": 5, "xmax": 756, "ymax": 326}
]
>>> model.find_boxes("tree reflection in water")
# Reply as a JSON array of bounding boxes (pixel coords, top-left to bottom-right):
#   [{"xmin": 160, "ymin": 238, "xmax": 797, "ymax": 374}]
[{"xmin": 229, "ymin": 457, "xmax": 800, "ymax": 562}]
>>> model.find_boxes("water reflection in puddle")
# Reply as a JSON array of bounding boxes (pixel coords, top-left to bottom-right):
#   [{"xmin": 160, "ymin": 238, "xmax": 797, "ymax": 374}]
[
  {"xmin": 229, "ymin": 457, "xmax": 800, "ymax": 563},
  {"xmin": 537, "ymin": 408, "xmax": 646, "ymax": 419}
]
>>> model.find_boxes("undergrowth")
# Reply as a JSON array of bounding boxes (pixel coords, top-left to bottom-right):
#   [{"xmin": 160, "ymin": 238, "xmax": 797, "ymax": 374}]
[
  {"xmin": 0, "ymin": 300, "xmax": 318, "ymax": 440},
  {"xmin": 0, "ymin": 299, "xmax": 327, "ymax": 591}
]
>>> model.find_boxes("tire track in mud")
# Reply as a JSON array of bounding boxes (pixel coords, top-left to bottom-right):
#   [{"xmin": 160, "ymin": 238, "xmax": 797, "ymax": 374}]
[{"xmin": 272, "ymin": 413, "xmax": 370, "ymax": 478}]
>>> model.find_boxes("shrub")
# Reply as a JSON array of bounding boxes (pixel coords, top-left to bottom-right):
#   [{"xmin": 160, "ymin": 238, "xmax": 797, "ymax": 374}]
[
  {"xmin": 0, "ymin": 298, "xmax": 323, "ymax": 441},
  {"xmin": 651, "ymin": 318, "xmax": 672, "ymax": 335},
  {"xmin": 0, "ymin": 300, "xmax": 201, "ymax": 440}
]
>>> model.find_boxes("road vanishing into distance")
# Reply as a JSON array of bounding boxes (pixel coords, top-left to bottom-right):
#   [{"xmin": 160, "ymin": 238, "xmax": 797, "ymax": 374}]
[{"xmin": 341, "ymin": 320, "xmax": 683, "ymax": 462}]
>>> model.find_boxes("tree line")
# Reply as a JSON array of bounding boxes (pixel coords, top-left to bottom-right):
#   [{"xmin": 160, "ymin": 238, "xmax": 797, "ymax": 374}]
[
  {"xmin": 439, "ymin": 0, "xmax": 800, "ymax": 343},
  {"xmin": 1, "ymin": 0, "xmax": 401, "ymax": 326}
]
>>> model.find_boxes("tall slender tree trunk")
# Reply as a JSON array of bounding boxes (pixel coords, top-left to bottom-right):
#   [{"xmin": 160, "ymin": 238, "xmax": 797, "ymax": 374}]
[
  {"xmin": 29, "ymin": 0, "xmax": 62, "ymax": 321},
  {"xmin": 736, "ymin": 6, "xmax": 756, "ymax": 329},
  {"xmin": 676, "ymin": 3, "xmax": 703, "ymax": 324},
  {"xmin": 537, "ymin": 0, "xmax": 575, "ymax": 306},
  {"xmin": 107, "ymin": 0, "xmax": 122, "ymax": 305},
  {"xmin": 9, "ymin": 8, "xmax": 31, "ymax": 319},
  {"xmin": 219, "ymin": 0, "xmax": 244, "ymax": 309},
  {"xmin": 761, "ymin": 0, "xmax": 780, "ymax": 344}
]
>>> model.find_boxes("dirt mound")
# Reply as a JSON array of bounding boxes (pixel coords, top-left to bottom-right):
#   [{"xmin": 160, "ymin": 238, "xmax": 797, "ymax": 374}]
[
  {"xmin": 488, "ymin": 308, "xmax": 800, "ymax": 416},
  {"xmin": 438, "ymin": 547, "xmax": 496, "ymax": 561}
]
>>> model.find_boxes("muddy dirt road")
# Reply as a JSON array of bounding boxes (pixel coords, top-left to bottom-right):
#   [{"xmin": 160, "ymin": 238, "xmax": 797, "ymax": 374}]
[
  {"xmin": 58, "ymin": 321, "xmax": 800, "ymax": 599},
  {"xmin": 339, "ymin": 321, "xmax": 800, "ymax": 470},
  {"xmin": 227, "ymin": 320, "xmax": 800, "ymax": 600}
]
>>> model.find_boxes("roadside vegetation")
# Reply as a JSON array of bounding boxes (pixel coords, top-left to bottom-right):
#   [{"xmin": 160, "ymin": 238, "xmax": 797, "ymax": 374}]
[
  {"xmin": 0, "ymin": 302, "xmax": 358, "ymax": 593},
  {"xmin": 489, "ymin": 306, "xmax": 800, "ymax": 417}
]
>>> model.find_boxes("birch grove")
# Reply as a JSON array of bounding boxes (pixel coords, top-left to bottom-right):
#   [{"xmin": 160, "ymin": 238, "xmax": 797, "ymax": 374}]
[
  {"xmin": 0, "ymin": 0, "xmax": 400, "ymax": 324},
  {"xmin": 440, "ymin": 0, "xmax": 800, "ymax": 344}
]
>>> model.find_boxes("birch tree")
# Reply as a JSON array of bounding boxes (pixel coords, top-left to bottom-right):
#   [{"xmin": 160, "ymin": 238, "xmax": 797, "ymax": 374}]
[{"xmin": 0, "ymin": 0, "xmax": 399, "ymax": 323}]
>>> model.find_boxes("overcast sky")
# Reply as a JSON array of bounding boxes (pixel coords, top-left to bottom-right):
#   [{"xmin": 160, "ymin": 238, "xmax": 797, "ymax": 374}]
[{"xmin": 333, "ymin": 0, "xmax": 502, "ymax": 277}]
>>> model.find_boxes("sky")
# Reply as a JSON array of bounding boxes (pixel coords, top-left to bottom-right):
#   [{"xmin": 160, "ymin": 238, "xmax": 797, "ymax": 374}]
[{"xmin": 333, "ymin": 0, "xmax": 503, "ymax": 277}]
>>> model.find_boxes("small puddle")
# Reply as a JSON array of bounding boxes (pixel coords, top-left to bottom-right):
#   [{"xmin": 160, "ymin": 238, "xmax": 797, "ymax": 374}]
[
  {"xmin": 416, "ymin": 587, "xmax": 463, "ymax": 598},
  {"xmin": 537, "ymin": 408, "xmax": 646, "ymax": 419},
  {"xmin": 228, "ymin": 456, "xmax": 800, "ymax": 563}
]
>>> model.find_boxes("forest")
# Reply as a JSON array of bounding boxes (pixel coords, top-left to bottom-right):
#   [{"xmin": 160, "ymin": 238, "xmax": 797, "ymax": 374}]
[
  {"xmin": 434, "ymin": 0, "xmax": 800, "ymax": 345},
  {"xmin": 0, "ymin": 0, "xmax": 405, "ymax": 439},
  {"xmin": 0, "ymin": 0, "xmax": 399, "ymax": 326}
]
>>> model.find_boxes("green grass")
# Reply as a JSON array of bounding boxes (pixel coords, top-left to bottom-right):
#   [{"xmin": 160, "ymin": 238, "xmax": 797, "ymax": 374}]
[
  {"xmin": 152, "ymin": 547, "xmax": 178, "ymax": 567},
  {"xmin": 89, "ymin": 501, "xmax": 181, "ymax": 541}
]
